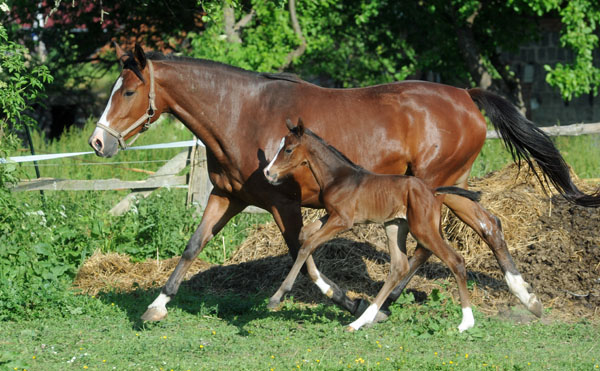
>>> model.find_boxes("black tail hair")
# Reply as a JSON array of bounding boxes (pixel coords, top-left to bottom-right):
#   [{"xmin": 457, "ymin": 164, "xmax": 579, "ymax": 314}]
[
  {"xmin": 468, "ymin": 88, "xmax": 600, "ymax": 207},
  {"xmin": 435, "ymin": 186, "xmax": 481, "ymax": 202}
]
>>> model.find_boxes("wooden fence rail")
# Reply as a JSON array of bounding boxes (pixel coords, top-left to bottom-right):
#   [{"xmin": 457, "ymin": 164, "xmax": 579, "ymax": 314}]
[{"xmin": 11, "ymin": 122, "xmax": 600, "ymax": 215}]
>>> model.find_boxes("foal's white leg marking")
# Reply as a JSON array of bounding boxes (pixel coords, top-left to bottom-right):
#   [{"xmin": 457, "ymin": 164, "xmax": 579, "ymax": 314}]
[
  {"xmin": 348, "ymin": 303, "xmax": 378, "ymax": 330},
  {"xmin": 314, "ymin": 270, "xmax": 333, "ymax": 297},
  {"xmin": 505, "ymin": 272, "xmax": 533, "ymax": 306},
  {"xmin": 147, "ymin": 292, "xmax": 170, "ymax": 316},
  {"xmin": 458, "ymin": 307, "xmax": 474, "ymax": 332},
  {"xmin": 98, "ymin": 77, "xmax": 123, "ymax": 128},
  {"xmin": 264, "ymin": 137, "xmax": 286, "ymax": 173}
]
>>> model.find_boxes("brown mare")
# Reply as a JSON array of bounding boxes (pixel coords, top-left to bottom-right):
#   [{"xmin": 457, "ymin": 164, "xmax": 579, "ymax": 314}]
[
  {"xmin": 88, "ymin": 44, "xmax": 600, "ymax": 323},
  {"xmin": 264, "ymin": 118, "xmax": 482, "ymax": 331}
]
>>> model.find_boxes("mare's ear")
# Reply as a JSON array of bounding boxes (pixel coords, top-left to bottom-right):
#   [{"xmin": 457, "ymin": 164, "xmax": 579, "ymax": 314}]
[
  {"xmin": 134, "ymin": 43, "xmax": 147, "ymax": 70},
  {"xmin": 114, "ymin": 42, "xmax": 126, "ymax": 66}
]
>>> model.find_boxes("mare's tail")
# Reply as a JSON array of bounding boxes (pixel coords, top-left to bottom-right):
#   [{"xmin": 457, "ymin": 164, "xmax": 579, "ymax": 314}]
[
  {"xmin": 435, "ymin": 186, "xmax": 481, "ymax": 202},
  {"xmin": 468, "ymin": 88, "xmax": 600, "ymax": 207}
]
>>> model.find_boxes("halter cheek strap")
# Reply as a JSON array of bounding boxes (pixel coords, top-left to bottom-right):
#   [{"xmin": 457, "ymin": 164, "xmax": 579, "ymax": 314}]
[{"xmin": 96, "ymin": 59, "xmax": 157, "ymax": 149}]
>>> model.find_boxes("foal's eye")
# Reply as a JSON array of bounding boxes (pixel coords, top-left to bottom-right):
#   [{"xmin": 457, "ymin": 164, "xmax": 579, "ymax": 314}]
[
  {"xmin": 284, "ymin": 148, "xmax": 293, "ymax": 154},
  {"xmin": 124, "ymin": 91, "xmax": 135, "ymax": 97}
]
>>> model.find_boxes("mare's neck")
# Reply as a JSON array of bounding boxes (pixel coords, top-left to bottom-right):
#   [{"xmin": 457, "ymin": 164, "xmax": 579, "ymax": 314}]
[{"xmin": 155, "ymin": 59, "xmax": 259, "ymax": 156}]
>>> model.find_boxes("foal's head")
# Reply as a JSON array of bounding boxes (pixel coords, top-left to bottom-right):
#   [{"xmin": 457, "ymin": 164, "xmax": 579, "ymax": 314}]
[
  {"xmin": 264, "ymin": 118, "xmax": 310, "ymax": 185},
  {"xmin": 88, "ymin": 43, "xmax": 160, "ymax": 157}
]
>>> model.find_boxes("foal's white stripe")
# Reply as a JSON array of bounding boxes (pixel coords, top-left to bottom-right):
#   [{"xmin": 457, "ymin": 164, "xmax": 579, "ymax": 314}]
[
  {"xmin": 348, "ymin": 303, "xmax": 378, "ymax": 330},
  {"xmin": 264, "ymin": 137, "xmax": 286, "ymax": 173},
  {"xmin": 98, "ymin": 77, "xmax": 123, "ymax": 128},
  {"xmin": 148, "ymin": 292, "xmax": 171, "ymax": 310},
  {"xmin": 314, "ymin": 271, "xmax": 332, "ymax": 295},
  {"xmin": 504, "ymin": 272, "xmax": 532, "ymax": 306},
  {"xmin": 458, "ymin": 307, "xmax": 474, "ymax": 332}
]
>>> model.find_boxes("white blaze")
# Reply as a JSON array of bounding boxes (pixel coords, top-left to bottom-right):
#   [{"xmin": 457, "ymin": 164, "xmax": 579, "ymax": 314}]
[
  {"xmin": 264, "ymin": 137, "xmax": 286, "ymax": 173},
  {"xmin": 98, "ymin": 77, "xmax": 123, "ymax": 128}
]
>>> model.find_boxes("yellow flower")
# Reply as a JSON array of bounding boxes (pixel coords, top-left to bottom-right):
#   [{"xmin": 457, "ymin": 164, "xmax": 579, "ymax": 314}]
[
  {"xmin": 32, "ymin": 356, "xmax": 36, "ymax": 359},
  {"xmin": 465, "ymin": 354, "xmax": 469, "ymax": 359},
  {"xmin": 307, "ymin": 348, "xmax": 311, "ymax": 352},
  {"xmin": 316, "ymin": 360, "xmax": 320, "ymax": 363},
  {"xmin": 199, "ymin": 345, "xmax": 204, "ymax": 349},
  {"xmin": 163, "ymin": 336, "xmax": 167, "ymax": 339},
  {"xmin": 211, "ymin": 330, "xmax": 216, "ymax": 335},
  {"xmin": 434, "ymin": 352, "xmax": 438, "ymax": 356},
  {"xmin": 449, "ymin": 361, "xmax": 454, "ymax": 364},
  {"xmin": 83, "ymin": 366, "xmax": 88, "ymax": 369},
  {"xmin": 271, "ymin": 355, "xmax": 275, "ymax": 359}
]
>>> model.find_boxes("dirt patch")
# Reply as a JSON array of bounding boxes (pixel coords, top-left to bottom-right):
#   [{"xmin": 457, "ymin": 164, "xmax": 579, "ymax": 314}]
[{"xmin": 73, "ymin": 164, "xmax": 600, "ymax": 321}]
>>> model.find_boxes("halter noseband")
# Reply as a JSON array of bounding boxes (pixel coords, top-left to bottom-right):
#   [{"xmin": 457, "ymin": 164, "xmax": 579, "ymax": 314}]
[{"xmin": 96, "ymin": 59, "xmax": 157, "ymax": 149}]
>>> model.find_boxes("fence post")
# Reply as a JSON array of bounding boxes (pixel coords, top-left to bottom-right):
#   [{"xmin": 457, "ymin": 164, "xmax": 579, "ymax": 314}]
[{"xmin": 186, "ymin": 137, "xmax": 212, "ymax": 213}]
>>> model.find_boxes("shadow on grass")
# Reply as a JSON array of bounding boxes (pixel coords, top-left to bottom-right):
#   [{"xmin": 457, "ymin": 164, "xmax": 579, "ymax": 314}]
[{"xmin": 93, "ymin": 238, "xmax": 509, "ymax": 333}]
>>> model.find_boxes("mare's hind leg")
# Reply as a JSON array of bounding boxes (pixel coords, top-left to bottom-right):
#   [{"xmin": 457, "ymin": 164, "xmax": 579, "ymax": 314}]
[
  {"xmin": 444, "ymin": 193, "xmax": 542, "ymax": 317},
  {"xmin": 270, "ymin": 206, "xmax": 359, "ymax": 313},
  {"xmin": 142, "ymin": 190, "xmax": 247, "ymax": 321},
  {"xmin": 348, "ymin": 220, "xmax": 409, "ymax": 331}
]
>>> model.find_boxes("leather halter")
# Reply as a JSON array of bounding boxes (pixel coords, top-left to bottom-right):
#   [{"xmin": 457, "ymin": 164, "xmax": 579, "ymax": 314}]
[{"xmin": 96, "ymin": 59, "xmax": 157, "ymax": 149}]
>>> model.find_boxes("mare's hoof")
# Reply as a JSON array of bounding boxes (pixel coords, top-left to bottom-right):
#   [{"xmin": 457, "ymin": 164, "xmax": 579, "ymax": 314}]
[
  {"xmin": 267, "ymin": 299, "xmax": 280, "ymax": 311},
  {"xmin": 527, "ymin": 295, "xmax": 543, "ymax": 318},
  {"xmin": 141, "ymin": 307, "xmax": 167, "ymax": 322},
  {"xmin": 354, "ymin": 299, "xmax": 390, "ymax": 324}
]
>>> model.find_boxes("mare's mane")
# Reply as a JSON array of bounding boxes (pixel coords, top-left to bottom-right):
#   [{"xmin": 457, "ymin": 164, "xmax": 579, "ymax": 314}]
[
  {"xmin": 122, "ymin": 51, "xmax": 303, "ymax": 84},
  {"xmin": 303, "ymin": 128, "xmax": 364, "ymax": 171}
]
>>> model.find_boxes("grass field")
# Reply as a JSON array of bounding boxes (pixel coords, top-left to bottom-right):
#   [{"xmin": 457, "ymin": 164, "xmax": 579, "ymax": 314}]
[
  {"xmin": 2, "ymin": 122, "xmax": 599, "ymax": 370},
  {"xmin": 1, "ymin": 286, "xmax": 598, "ymax": 371}
]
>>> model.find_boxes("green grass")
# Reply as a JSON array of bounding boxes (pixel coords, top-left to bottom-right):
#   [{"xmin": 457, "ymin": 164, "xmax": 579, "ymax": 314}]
[{"xmin": 0, "ymin": 287, "xmax": 598, "ymax": 371}]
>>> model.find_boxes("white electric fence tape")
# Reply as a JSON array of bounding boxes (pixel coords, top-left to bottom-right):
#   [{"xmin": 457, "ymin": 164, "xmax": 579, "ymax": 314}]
[{"xmin": 0, "ymin": 140, "xmax": 204, "ymax": 164}]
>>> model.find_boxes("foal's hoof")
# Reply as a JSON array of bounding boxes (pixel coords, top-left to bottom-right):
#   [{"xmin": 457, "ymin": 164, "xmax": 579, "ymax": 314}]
[
  {"xmin": 141, "ymin": 307, "xmax": 168, "ymax": 321},
  {"xmin": 354, "ymin": 299, "xmax": 390, "ymax": 324},
  {"xmin": 345, "ymin": 326, "xmax": 357, "ymax": 332},
  {"xmin": 527, "ymin": 295, "xmax": 543, "ymax": 318}
]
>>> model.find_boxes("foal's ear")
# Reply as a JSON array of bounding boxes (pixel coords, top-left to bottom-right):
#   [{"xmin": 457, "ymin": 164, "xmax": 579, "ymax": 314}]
[
  {"xmin": 134, "ymin": 43, "xmax": 147, "ymax": 70},
  {"xmin": 285, "ymin": 118, "xmax": 295, "ymax": 131},
  {"xmin": 295, "ymin": 117, "xmax": 305, "ymax": 136},
  {"xmin": 114, "ymin": 42, "xmax": 126, "ymax": 66}
]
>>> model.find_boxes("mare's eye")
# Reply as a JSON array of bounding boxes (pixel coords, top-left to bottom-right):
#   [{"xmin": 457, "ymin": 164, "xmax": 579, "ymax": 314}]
[{"xmin": 124, "ymin": 91, "xmax": 135, "ymax": 97}]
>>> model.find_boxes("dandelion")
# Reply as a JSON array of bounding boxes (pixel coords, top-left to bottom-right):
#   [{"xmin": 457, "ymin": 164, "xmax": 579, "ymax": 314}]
[
  {"xmin": 307, "ymin": 348, "xmax": 311, "ymax": 352},
  {"xmin": 528, "ymin": 362, "xmax": 531, "ymax": 366},
  {"xmin": 434, "ymin": 352, "xmax": 438, "ymax": 356},
  {"xmin": 449, "ymin": 361, "xmax": 454, "ymax": 364},
  {"xmin": 316, "ymin": 360, "xmax": 320, "ymax": 363},
  {"xmin": 32, "ymin": 356, "xmax": 36, "ymax": 359},
  {"xmin": 162, "ymin": 336, "xmax": 167, "ymax": 339},
  {"xmin": 271, "ymin": 355, "xmax": 275, "ymax": 359},
  {"xmin": 199, "ymin": 345, "xmax": 204, "ymax": 349},
  {"xmin": 84, "ymin": 366, "xmax": 88, "ymax": 369},
  {"xmin": 465, "ymin": 354, "xmax": 469, "ymax": 359},
  {"xmin": 212, "ymin": 331, "xmax": 216, "ymax": 335},
  {"xmin": 103, "ymin": 360, "xmax": 106, "ymax": 363}
]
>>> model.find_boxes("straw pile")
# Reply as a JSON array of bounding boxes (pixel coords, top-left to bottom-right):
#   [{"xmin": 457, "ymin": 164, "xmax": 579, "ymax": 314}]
[{"xmin": 73, "ymin": 163, "xmax": 600, "ymax": 320}]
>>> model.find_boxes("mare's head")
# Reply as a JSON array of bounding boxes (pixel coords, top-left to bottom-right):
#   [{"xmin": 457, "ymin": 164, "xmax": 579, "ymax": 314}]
[
  {"xmin": 88, "ymin": 43, "xmax": 160, "ymax": 157},
  {"xmin": 264, "ymin": 118, "xmax": 310, "ymax": 185}
]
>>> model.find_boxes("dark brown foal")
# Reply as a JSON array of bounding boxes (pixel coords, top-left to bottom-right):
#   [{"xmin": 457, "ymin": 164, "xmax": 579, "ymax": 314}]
[{"xmin": 264, "ymin": 119, "xmax": 481, "ymax": 332}]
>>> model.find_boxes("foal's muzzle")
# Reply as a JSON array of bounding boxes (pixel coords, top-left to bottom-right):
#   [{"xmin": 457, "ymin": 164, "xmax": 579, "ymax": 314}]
[{"xmin": 263, "ymin": 168, "xmax": 281, "ymax": 185}]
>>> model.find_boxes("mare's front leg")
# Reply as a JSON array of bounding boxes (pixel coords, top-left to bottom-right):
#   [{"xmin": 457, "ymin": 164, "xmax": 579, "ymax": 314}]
[
  {"xmin": 444, "ymin": 193, "xmax": 542, "ymax": 317},
  {"xmin": 141, "ymin": 190, "xmax": 247, "ymax": 321},
  {"xmin": 268, "ymin": 214, "xmax": 350, "ymax": 308},
  {"xmin": 270, "ymin": 206, "xmax": 360, "ymax": 314}
]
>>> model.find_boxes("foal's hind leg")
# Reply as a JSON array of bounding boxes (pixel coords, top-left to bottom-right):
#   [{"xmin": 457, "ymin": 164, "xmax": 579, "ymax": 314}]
[
  {"xmin": 444, "ymin": 193, "xmax": 542, "ymax": 317},
  {"xmin": 348, "ymin": 220, "xmax": 409, "ymax": 331},
  {"xmin": 142, "ymin": 190, "xmax": 247, "ymax": 321}
]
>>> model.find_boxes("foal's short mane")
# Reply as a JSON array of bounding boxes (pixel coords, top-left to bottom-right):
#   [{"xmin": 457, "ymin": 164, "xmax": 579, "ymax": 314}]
[
  {"xmin": 303, "ymin": 128, "xmax": 364, "ymax": 171},
  {"xmin": 122, "ymin": 50, "xmax": 303, "ymax": 84}
]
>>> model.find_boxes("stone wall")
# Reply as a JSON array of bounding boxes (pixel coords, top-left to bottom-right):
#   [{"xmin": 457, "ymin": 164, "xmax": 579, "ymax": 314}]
[{"xmin": 504, "ymin": 20, "xmax": 600, "ymax": 126}]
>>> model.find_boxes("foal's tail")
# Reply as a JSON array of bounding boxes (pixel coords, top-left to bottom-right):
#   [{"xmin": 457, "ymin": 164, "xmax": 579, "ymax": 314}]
[
  {"xmin": 468, "ymin": 88, "xmax": 600, "ymax": 207},
  {"xmin": 435, "ymin": 186, "xmax": 481, "ymax": 202}
]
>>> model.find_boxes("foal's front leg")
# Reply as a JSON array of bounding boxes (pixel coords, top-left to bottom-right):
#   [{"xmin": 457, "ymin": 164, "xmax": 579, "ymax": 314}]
[{"xmin": 268, "ymin": 215, "xmax": 350, "ymax": 309}]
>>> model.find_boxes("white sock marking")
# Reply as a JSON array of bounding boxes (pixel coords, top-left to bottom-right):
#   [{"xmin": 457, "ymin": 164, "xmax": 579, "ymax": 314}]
[
  {"xmin": 98, "ymin": 77, "xmax": 123, "ymax": 128},
  {"xmin": 505, "ymin": 272, "xmax": 531, "ymax": 306},
  {"xmin": 348, "ymin": 303, "xmax": 378, "ymax": 330},
  {"xmin": 264, "ymin": 137, "xmax": 286, "ymax": 174},
  {"xmin": 458, "ymin": 307, "xmax": 474, "ymax": 332},
  {"xmin": 148, "ymin": 292, "xmax": 171, "ymax": 311},
  {"xmin": 314, "ymin": 271, "xmax": 331, "ymax": 295}
]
